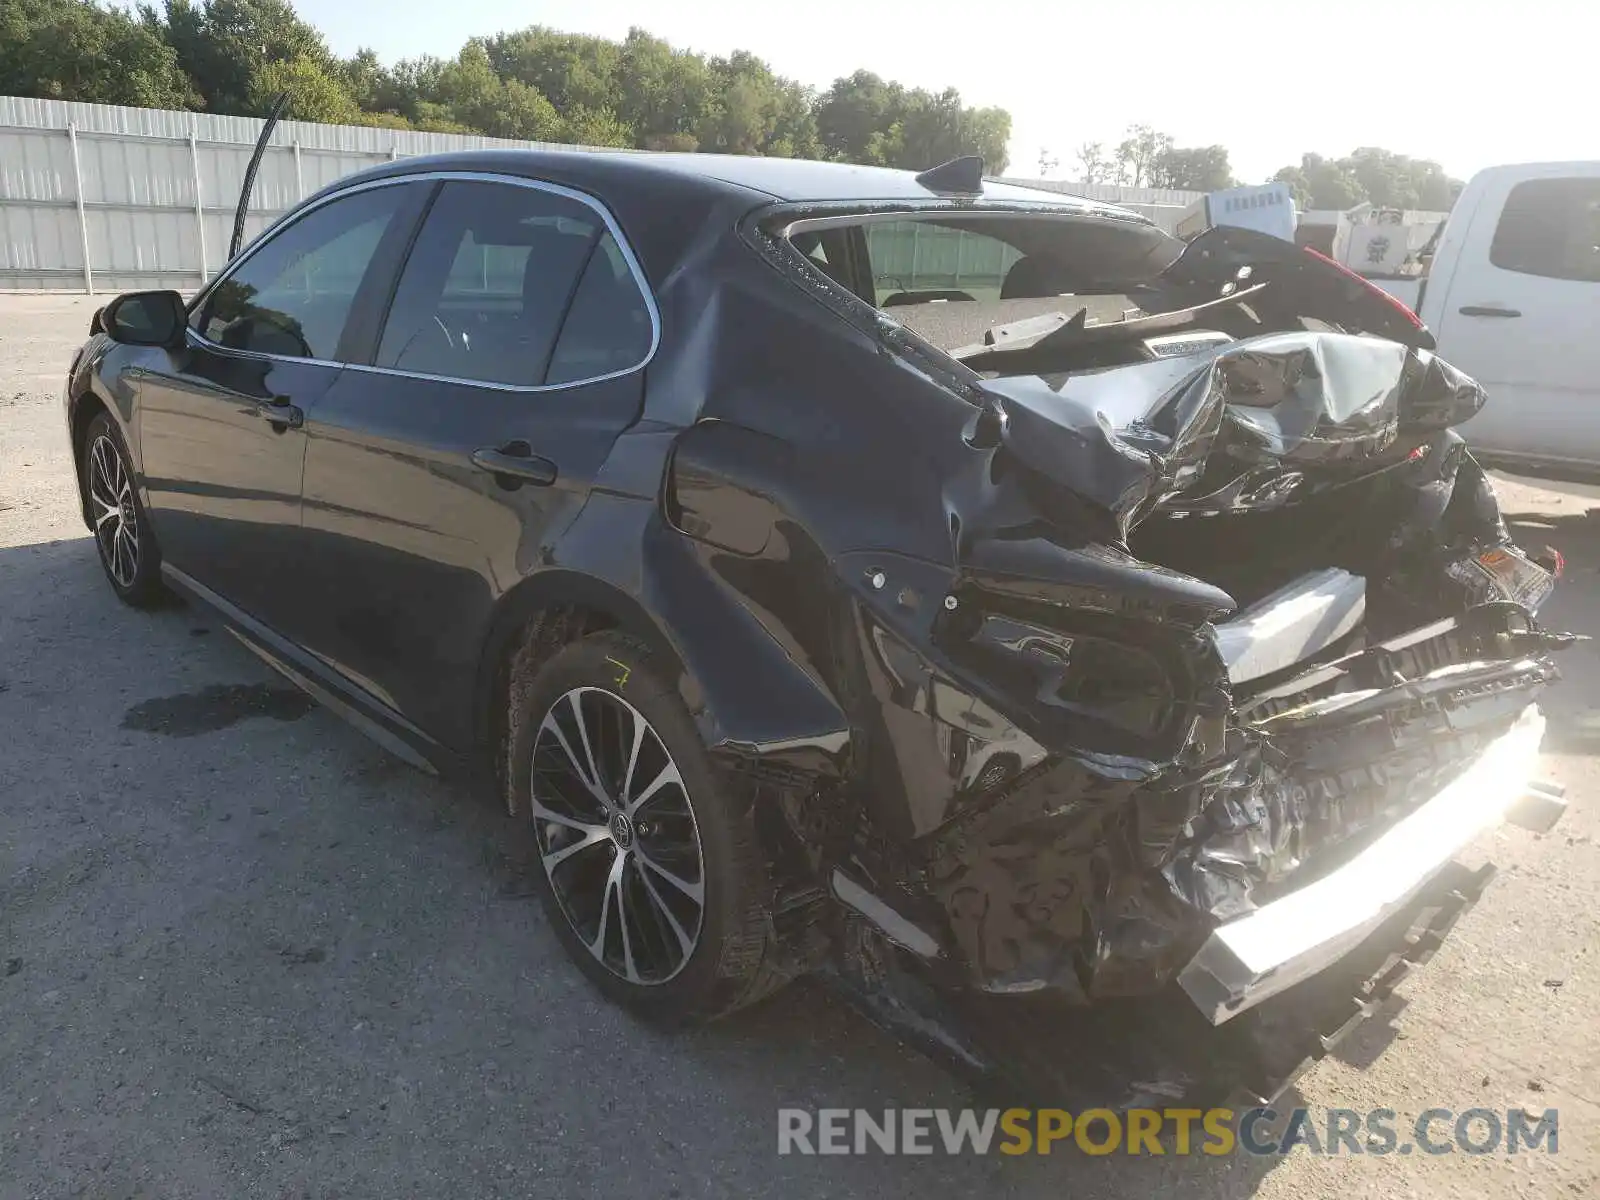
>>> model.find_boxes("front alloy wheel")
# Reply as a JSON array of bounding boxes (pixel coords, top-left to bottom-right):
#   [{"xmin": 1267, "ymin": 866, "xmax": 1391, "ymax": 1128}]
[
  {"xmin": 82, "ymin": 413, "xmax": 163, "ymax": 607},
  {"xmin": 530, "ymin": 687, "xmax": 706, "ymax": 985},
  {"xmin": 88, "ymin": 432, "xmax": 140, "ymax": 590}
]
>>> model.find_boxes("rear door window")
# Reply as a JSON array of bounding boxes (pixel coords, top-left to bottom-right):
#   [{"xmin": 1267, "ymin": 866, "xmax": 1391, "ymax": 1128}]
[
  {"xmin": 375, "ymin": 181, "xmax": 602, "ymax": 387},
  {"xmin": 1489, "ymin": 178, "xmax": 1600, "ymax": 283},
  {"xmin": 545, "ymin": 233, "xmax": 654, "ymax": 385}
]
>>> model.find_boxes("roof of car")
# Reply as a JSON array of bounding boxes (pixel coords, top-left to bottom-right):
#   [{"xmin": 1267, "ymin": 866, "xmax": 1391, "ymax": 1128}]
[
  {"xmin": 308, "ymin": 149, "xmax": 1154, "ymax": 289},
  {"xmin": 587, "ymin": 152, "xmax": 1114, "ymax": 206},
  {"xmin": 347, "ymin": 148, "xmax": 1128, "ymax": 212}
]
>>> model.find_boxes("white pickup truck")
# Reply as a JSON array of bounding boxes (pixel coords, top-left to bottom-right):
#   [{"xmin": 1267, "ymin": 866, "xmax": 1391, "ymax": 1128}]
[{"xmin": 1376, "ymin": 162, "xmax": 1600, "ymax": 470}]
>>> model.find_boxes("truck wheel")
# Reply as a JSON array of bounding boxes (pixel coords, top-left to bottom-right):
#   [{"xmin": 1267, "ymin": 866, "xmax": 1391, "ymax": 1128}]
[{"xmin": 506, "ymin": 629, "xmax": 787, "ymax": 1023}]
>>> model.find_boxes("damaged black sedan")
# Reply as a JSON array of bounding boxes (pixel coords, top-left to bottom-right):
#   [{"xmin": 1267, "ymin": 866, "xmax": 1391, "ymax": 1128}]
[{"xmin": 66, "ymin": 150, "xmax": 1572, "ymax": 1104}]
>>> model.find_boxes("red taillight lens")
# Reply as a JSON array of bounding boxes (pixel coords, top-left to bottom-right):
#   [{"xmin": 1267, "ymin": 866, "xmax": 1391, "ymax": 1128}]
[{"xmin": 1302, "ymin": 246, "xmax": 1426, "ymax": 330}]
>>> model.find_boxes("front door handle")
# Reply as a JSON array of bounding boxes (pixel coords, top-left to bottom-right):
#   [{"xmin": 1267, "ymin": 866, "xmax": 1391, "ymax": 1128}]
[
  {"xmin": 472, "ymin": 444, "xmax": 558, "ymax": 487},
  {"xmin": 254, "ymin": 397, "xmax": 303, "ymax": 429},
  {"xmin": 1458, "ymin": 305, "xmax": 1522, "ymax": 318}
]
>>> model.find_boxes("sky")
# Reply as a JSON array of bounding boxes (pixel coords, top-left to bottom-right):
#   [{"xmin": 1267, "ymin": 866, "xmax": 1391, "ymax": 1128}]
[{"xmin": 289, "ymin": 0, "xmax": 1592, "ymax": 184}]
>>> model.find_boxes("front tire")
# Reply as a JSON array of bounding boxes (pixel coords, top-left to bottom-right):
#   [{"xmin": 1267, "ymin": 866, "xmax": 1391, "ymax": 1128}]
[
  {"xmin": 82, "ymin": 412, "xmax": 164, "ymax": 607},
  {"xmin": 506, "ymin": 630, "xmax": 786, "ymax": 1024}
]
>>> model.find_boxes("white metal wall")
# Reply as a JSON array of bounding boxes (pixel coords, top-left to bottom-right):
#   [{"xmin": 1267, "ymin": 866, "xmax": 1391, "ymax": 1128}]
[
  {"xmin": 0, "ymin": 96, "xmax": 609, "ymax": 293},
  {"xmin": 993, "ymin": 178, "xmax": 1204, "ymax": 234},
  {"xmin": 0, "ymin": 96, "xmax": 1206, "ymax": 293}
]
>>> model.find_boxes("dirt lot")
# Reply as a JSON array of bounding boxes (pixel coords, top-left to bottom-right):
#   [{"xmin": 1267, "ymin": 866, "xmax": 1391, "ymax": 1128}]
[{"xmin": 2, "ymin": 293, "xmax": 1598, "ymax": 1198}]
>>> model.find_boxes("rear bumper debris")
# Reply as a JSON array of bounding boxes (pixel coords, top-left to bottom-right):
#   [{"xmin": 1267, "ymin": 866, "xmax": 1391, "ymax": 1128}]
[
  {"xmin": 1221, "ymin": 855, "xmax": 1504, "ymax": 1106},
  {"xmin": 829, "ymin": 852, "xmax": 1521, "ymax": 1109},
  {"xmin": 1179, "ymin": 704, "xmax": 1551, "ymax": 1024},
  {"xmin": 817, "ymin": 683, "xmax": 1563, "ymax": 1108}
]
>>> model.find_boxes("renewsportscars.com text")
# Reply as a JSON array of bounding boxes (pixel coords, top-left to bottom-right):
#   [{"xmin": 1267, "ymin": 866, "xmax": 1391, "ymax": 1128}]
[{"xmin": 776, "ymin": 1107, "xmax": 1559, "ymax": 1156}]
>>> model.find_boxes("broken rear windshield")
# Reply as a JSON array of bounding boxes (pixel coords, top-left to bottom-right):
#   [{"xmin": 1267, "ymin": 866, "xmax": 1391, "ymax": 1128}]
[{"xmin": 779, "ymin": 209, "xmax": 1183, "ymax": 354}]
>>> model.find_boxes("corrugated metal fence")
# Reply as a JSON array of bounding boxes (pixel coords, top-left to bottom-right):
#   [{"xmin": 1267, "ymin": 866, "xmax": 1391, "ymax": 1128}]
[
  {"xmin": 992, "ymin": 178, "xmax": 1202, "ymax": 234},
  {"xmin": 0, "ymin": 97, "xmax": 1203, "ymax": 294},
  {"xmin": 863, "ymin": 221, "xmax": 1022, "ymax": 299},
  {"xmin": 0, "ymin": 96, "xmax": 598, "ymax": 293}
]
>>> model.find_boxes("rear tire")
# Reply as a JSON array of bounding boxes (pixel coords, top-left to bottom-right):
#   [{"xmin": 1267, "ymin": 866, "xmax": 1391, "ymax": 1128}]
[
  {"xmin": 82, "ymin": 412, "xmax": 164, "ymax": 608},
  {"xmin": 506, "ymin": 629, "xmax": 787, "ymax": 1024}
]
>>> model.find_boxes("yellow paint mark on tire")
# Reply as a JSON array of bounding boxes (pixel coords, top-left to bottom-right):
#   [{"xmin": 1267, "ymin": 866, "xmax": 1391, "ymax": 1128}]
[{"xmin": 605, "ymin": 656, "xmax": 632, "ymax": 688}]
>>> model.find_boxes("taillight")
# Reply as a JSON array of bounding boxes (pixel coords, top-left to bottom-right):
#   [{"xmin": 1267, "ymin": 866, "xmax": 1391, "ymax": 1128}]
[{"xmin": 1302, "ymin": 246, "xmax": 1427, "ymax": 330}]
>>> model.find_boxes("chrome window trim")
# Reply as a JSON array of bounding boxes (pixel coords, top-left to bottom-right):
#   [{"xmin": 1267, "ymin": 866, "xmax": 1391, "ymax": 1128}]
[
  {"xmin": 773, "ymin": 203, "xmax": 1161, "ymax": 238},
  {"xmin": 187, "ymin": 170, "xmax": 662, "ymax": 394}
]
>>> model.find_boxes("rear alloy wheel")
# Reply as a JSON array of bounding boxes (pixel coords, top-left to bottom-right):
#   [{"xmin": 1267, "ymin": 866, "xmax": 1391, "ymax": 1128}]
[
  {"xmin": 506, "ymin": 630, "xmax": 787, "ymax": 1022},
  {"xmin": 83, "ymin": 413, "xmax": 163, "ymax": 607},
  {"xmin": 531, "ymin": 686, "xmax": 706, "ymax": 985}
]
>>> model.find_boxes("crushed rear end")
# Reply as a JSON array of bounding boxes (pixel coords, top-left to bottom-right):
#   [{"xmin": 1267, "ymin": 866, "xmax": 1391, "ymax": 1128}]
[{"xmin": 745, "ymin": 212, "xmax": 1575, "ymax": 1103}]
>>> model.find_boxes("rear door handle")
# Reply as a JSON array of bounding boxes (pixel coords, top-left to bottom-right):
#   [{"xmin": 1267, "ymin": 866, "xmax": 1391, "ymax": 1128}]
[
  {"xmin": 1458, "ymin": 305, "xmax": 1522, "ymax": 318},
  {"xmin": 254, "ymin": 397, "xmax": 303, "ymax": 429},
  {"xmin": 472, "ymin": 444, "xmax": 558, "ymax": 487}
]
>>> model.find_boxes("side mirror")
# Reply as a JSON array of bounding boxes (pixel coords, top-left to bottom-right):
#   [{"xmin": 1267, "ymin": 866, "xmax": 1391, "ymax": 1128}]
[{"xmin": 102, "ymin": 291, "xmax": 188, "ymax": 349}]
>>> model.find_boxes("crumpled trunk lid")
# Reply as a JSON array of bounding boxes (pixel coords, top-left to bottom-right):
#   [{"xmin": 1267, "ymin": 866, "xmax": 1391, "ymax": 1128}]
[{"xmin": 978, "ymin": 329, "xmax": 1488, "ymax": 541}]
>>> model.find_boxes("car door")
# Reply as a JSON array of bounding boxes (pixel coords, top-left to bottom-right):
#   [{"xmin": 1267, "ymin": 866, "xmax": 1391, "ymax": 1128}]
[
  {"xmin": 1437, "ymin": 169, "xmax": 1600, "ymax": 462},
  {"xmin": 295, "ymin": 176, "xmax": 656, "ymax": 747},
  {"xmin": 134, "ymin": 180, "xmax": 428, "ymax": 627}
]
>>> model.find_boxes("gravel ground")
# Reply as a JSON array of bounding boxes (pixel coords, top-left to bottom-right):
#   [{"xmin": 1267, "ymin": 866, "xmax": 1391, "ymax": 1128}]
[{"xmin": 2, "ymin": 293, "xmax": 1597, "ymax": 1198}]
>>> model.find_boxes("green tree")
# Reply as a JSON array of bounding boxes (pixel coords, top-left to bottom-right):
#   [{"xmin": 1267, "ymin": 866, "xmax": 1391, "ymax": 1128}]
[
  {"xmin": 381, "ymin": 57, "xmax": 446, "ymax": 123},
  {"xmin": 336, "ymin": 47, "xmax": 402, "ymax": 115},
  {"xmin": 952, "ymin": 102, "xmax": 1009, "ymax": 174},
  {"xmin": 1074, "ymin": 142, "xmax": 1111, "ymax": 184},
  {"xmin": 161, "ymin": 0, "xmax": 329, "ymax": 115},
  {"xmin": 355, "ymin": 110, "xmax": 412, "ymax": 130},
  {"xmin": 899, "ymin": 88, "xmax": 982, "ymax": 171},
  {"xmin": 411, "ymin": 106, "xmax": 473, "ymax": 134},
  {"xmin": 1346, "ymin": 147, "xmax": 1456, "ymax": 210},
  {"xmin": 696, "ymin": 51, "xmax": 811, "ymax": 157},
  {"xmin": 767, "ymin": 80, "xmax": 820, "ymax": 159},
  {"xmin": 1271, "ymin": 148, "xmax": 1460, "ymax": 211},
  {"xmin": 433, "ymin": 44, "xmax": 562, "ymax": 141},
  {"xmin": 815, "ymin": 72, "xmax": 1006, "ymax": 171},
  {"xmin": 864, "ymin": 121, "xmax": 904, "ymax": 168},
  {"xmin": 643, "ymin": 131, "xmax": 699, "ymax": 153},
  {"xmin": 481, "ymin": 27, "xmax": 621, "ymax": 117},
  {"xmin": 815, "ymin": 70, "xmax": 903, "ymax": 163},
  {"xmin": 1114, "ymin": 124, "xmax": 1173, "ymax": 187},
  {"xmin": 696, "ymin": 76, "xmax": 773, "ymax": 155},
  {"xmin": 0, "ymin": 0, "xmax": 197, "ymax": 109},
  {"xmin": 614, "ymin": 28, "xmax": 714, "ymax": 149},
  {"xmin": 562, "ymin": 106, "xmax": 632, "ymax": 148},
  {"xmin": 252, "ymin": 54, "xmax": 358, "ymax": 123},
  {"xmin": 1413, "ymin": 168, "xmax": 1456, "ymax": 212},
  {"xmin": 7, "ymin": 6, "xmax": 1016, "ymax": 169},
  {"xmin": 1152, "ymin": 145, "xmax": 1233, "ymax": 191}
]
